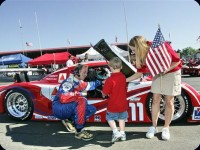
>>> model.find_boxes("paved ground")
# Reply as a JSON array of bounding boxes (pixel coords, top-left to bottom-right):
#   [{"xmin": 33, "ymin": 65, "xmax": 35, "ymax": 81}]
[
  {"xmin": 0, "ymin": 115, "xmax": 199, "ymax": 150},
  {"xmin": 0, "ymin": 75, "xmax": 199, "ymax": 150},
  {"xmin": 181, "ymin": 75, "xmax": 200, "ymax": 93}
]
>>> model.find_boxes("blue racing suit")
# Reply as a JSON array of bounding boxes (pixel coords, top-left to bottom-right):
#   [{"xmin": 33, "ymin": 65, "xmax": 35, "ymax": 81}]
[{"xmin": 52, "ymin": 74, "xmax": 101, "ymax": 130}]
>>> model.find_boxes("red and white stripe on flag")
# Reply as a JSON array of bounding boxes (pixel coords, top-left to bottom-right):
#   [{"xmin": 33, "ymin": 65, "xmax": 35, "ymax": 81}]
[{"xmin": 145, "ymin": 42, "xmax": 172, "ymax": 77}]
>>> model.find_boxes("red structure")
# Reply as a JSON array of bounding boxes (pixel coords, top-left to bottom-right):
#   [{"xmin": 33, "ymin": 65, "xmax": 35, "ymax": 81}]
[{"xmin": 0, "ymin": 43, "xmax": 128, "ymax": 60}]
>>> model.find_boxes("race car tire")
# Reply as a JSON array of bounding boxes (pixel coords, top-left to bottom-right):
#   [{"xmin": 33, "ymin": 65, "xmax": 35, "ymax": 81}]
[
  {"xmin": 146, "ymin": 90, "xmax": 191, "ymax": 123},
  {"xmin": 4, "ymin": 89, "xmax": 34, "ymax": 121}
]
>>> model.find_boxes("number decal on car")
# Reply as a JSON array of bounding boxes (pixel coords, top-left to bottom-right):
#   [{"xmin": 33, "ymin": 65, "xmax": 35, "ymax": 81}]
[{"xmin": 129, "ymin": 103, "xmax": 144, "ymax": 121}]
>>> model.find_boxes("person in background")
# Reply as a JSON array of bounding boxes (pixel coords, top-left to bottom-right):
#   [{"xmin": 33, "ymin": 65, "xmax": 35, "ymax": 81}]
[
  {"xmin": 84, "ymin": 53, "xmax": 89, "ymax": 62},
  {"xmin": 66, "ymin": 55, "xmax": 74, "ymax": 67},
  {"xmin": 189, "ymin": 57, "xmax": 194, "ymax": 64},
  {"xmin": 52, "ymin": 64, "xmax": 102, "ymax": 141},
  {"xmin": 126, "ymin": 36, "xmax": 182, "ymax": 140},
  {"xmin": 102, "ymin": 57, "xmax": 128, "ymax": 143}
]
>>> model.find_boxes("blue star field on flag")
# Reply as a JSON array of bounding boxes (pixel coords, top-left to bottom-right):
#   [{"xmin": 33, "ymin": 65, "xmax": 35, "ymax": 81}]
[{"xmin": 151, "ymin": 27, "xmax": 165, "ymax": 49}]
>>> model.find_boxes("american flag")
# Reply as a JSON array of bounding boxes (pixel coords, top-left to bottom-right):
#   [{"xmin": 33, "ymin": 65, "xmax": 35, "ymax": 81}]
[
  {"xmin": 26, "ymin": 42, "xmax": 33, "ymax": 47},
  {"xmin": 145, "ymin": 27, "xmax": 172, "ymax": 77}
]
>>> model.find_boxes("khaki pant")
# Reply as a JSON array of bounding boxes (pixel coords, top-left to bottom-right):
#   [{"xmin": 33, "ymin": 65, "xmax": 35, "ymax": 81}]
[{"xmin": 151, "ymin": 70, "xmax": 181, "ymax": 96}]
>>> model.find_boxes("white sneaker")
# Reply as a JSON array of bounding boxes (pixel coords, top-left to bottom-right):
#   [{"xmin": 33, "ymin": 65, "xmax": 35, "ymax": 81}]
[
  {"xmin": 121, "ymin": 133, "xmax": 126, "ymax": 141},
  {"xmin": 111, "ymin": 131, "xmax": 121, "ymax": 143},
  {"xmin": 162, "ymin": 128, "xmax": 170, "ymax": 140},
  {"xmin": 146, "ymin": 126, "xmax": 158, "ymax": 139}
]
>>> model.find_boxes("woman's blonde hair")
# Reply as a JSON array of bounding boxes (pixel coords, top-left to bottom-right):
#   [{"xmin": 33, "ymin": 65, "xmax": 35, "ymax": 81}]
[{"xmin": 129, "ymin": 36, "xmax": 149, "ymax": 68}]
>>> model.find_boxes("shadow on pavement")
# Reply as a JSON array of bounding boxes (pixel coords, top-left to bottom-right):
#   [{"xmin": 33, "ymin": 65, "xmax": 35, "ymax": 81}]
[
  {"xmin": 0, "ymin": 114, "xmax": 199, "ymax": 149},
  {"xmin": 0, "ymin": 114, "xmax": 146, "ymax": 149}
]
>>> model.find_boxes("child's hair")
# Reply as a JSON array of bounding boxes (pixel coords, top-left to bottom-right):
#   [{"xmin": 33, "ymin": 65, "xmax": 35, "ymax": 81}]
[{"xmin": 108, "ymin": 57, "xmax": 122, "ymax": 69}]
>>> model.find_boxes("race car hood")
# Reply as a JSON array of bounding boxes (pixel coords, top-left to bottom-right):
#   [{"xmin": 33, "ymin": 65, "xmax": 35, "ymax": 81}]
[{"xmin": 93, "ymin": 39, "xmax": 137, "ymax": 78}]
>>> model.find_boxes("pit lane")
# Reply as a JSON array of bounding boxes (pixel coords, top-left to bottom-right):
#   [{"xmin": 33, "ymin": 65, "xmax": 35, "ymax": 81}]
[{"xmin": 0, "ymin": 75, "xmax": 199, "ymax": 150}]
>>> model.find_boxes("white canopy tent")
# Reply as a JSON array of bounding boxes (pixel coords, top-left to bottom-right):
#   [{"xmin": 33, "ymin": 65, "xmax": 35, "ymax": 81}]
[
  {"xmin": 77, "ymin": 46, "xmax": 128, "ymax": 60},
  {"xmin": 111, "ymin": 45, "xmax": 129, "ymax": 57},
  {"xmin": 76, "ymin": 47, "xmax": 103, "ymax": 60}
]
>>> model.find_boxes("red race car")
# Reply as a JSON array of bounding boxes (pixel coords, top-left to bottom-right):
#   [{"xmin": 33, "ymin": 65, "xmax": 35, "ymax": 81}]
[
  {"xmin": 182, "ymin": 60, "xmax": 200, "ymax": 76},
  {"xmin": 0, "ymin": 39, "xmax": 200, "ymax": 123}
]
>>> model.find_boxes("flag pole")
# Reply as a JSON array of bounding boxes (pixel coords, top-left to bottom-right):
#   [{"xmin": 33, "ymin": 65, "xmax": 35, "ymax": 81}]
[
  {"xmin": 123, "ymin": 2, "xmax": 130, "ymax": 62},
  {"xmin": 115, "ymin": 36, "xmax": 118, "ymax": 43},
  {"xmin": 67, "ymin": 39, "xmax": 70, "ymax": 53},
  {"xmin": 19, "ymin": 19, "xmax": 25, "ymax": 55},
  {"xmin": 158, "ymin": 24, "xmax": 160, "ymax": 29},
  {"xmin": 35, "ymin": 12, "xmax": 42, "ymax": 56}
]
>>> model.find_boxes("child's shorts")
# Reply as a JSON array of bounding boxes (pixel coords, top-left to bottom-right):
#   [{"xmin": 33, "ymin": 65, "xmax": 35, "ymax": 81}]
[{"xmin": 106, "ymin": 111, "xmax": 128, "ymax": 121}]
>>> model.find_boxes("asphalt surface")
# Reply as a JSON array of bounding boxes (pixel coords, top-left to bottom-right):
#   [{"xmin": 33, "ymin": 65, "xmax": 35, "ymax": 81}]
[{"xmin": 0, "ymin": 75, "xmax": 200, "ymax": 150}]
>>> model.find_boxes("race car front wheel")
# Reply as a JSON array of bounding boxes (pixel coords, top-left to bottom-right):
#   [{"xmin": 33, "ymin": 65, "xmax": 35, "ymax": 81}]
[
  {"xmin": 4, "ymin": 89, "xmax": 34, "ymax": 121},
  {"xmin": 146, "ymin": 90, "xmax": 191, "ymax": 123}
]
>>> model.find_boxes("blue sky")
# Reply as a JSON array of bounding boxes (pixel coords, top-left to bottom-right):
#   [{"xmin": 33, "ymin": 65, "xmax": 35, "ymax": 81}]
[{"xmin": 0, "ymin": 0, "xmax": 200, "ymax": 53}]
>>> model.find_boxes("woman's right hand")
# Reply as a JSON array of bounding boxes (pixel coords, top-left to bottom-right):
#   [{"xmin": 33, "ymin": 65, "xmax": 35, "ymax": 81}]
[{"xmin": 126, "ymin": 72, "xmax": 143, "ymax": 82}]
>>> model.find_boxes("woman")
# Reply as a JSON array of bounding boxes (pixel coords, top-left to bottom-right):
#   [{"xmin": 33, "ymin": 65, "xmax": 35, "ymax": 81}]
[{"xmin": 126, "ymin": 36, "xmax": 182, "ymax": 140}]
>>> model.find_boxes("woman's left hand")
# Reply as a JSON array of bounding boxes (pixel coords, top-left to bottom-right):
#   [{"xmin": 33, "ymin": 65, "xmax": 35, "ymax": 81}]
[{"xmin": 162, "ymin": 69, "xmax": 170, "ymax": 75}]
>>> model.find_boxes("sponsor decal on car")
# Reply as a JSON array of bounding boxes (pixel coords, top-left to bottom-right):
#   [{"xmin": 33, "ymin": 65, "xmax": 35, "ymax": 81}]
[
  {"xmin": 58, "ymin": 73, "xmax": 67, "ymax": 83},
  {"xmin": 45, "ymin": 74, "xmax": 59, "ymax": 81},
  {"xmin": 94, "ymin": 115, "xmax": 101, "ymax": 122},
  {"xmin": 192, "ymin": 107, "xmax": 200, "ymax": 120}
]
